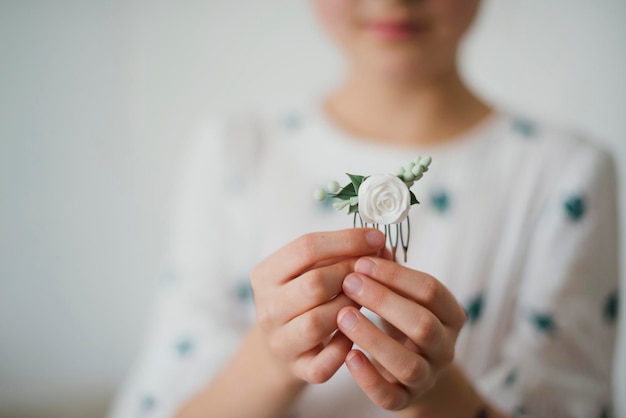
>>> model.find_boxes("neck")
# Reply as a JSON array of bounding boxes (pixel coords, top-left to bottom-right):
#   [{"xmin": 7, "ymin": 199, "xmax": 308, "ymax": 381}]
[{"xmin": 325, "ymin": 65, "xmax": 491, "ymax": 146}]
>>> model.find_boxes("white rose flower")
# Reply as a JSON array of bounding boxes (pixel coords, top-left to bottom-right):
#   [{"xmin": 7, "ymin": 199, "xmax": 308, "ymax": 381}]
[{"xmin": 358, "ymin": 173, "xmax": 411, "ymax": 224}]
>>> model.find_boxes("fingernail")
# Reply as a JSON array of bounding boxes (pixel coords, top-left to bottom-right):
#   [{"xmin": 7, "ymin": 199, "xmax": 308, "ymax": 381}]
[
  {"xmin": 338, "ymin": 310, "xmax": 358, "ymax": 331},
  {"xmin": 355, "ymin": 258, "xmax": 376, "ymax": 276},
  {"xmin": 343, "ymin": 274, "xmax": 363, "ymax": 295},
  {"xmin": 365, "ymin": 230, "xmax": 385, "ymax": 247},
  {"xmin": 347, "ymin": 351, "xmax": 364, "ymax": 369}
]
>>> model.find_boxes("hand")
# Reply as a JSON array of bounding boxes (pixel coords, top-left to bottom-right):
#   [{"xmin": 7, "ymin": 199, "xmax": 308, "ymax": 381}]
[
  {"xmin": 336, "ymin": 257, "xmax": 467, "ymax": 411},
  {"xmin": 250, "ymin": 228, "xmax": 387, "ymax": 384}
]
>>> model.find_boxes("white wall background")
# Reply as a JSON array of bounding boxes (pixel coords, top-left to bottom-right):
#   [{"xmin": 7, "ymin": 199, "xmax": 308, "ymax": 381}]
[{"xmin": 0, "ymin": 1, "xmax": 624, "ymax": 417}]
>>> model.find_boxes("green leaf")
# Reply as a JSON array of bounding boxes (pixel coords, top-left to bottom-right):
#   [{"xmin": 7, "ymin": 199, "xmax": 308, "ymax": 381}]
[
  {"xmin": 348, "ymin": 204, "xmax": 359, "ymax": 214},
  {"xmin": 410, "ymin": 191, "xmax": 420, "ymax": 205},
  {"xmin": 334, "ymin": 183, "xmax": 357, "ymax": 200},
  {"xmin": 346, "ymin": 173, "xmax": 366, "ymax": 194}
]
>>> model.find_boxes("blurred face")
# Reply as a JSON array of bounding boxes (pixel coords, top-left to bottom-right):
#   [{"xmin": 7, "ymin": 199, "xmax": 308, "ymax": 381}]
[{"xmin": 314, "ymin": 0, "xmax": 480, "ymax": 81}]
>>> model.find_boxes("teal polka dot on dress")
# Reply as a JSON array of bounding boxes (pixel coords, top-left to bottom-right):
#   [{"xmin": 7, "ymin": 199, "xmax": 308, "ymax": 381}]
[
  {"xmin": 141, "ymin": 395, "xmax": 156, "ymax": 411},
  {"xmin": 503, "ymin": 369, "xmax": 518, "ymax": 387},
  {"xmin": 430, "ymin": 190, "xmax": 450, "ymax": 214},
  {"xmin": 236, "ymin": 278, "xmax": 254, "ymax": 303},
  {"xmin": 513, "ymin": 405, "xmax": 528, "ymax": 416},
  {"xmin": 176, "ymin": 338, "xmax": 194, "ymax": 357},
  {"xmin": 284, "ymin": 112, "xmax": 302, "ymax": 130},
  {"xmin": 564, "ymin": 195, "xmax": 585, "ymax": 221},
  {"xmin": 512, "ymin": 118, "xmax": 537, "ymax": 138},
  {"xmin": 599, "ymin": 405, "xmax": 610, "ymax": 418},
  {"xmin": 529, "ymin": 311, "xmax": 557, "ymax": 336},
  {"xmin": 604, "ymin": 289, "xmax": 619, "ymax": 323},
  {"xmin": 465, "ymin": 293, "xmax": 485, "ymax": 324}
]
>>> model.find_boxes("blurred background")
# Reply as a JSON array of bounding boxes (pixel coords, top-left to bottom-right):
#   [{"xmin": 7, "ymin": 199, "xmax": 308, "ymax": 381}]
[{"xmin": 0, "ymin": 1, "xmax": 624, "ymax": 417}]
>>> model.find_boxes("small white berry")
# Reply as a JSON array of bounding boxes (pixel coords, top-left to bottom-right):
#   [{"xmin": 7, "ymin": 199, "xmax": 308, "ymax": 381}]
[
  {"xmin": 313, "ymin": 188, "xmax": 327, "ymax": 201},
  {"xmin": 327, "ymin": 181, "xmax": 340, "ymax": 193}
]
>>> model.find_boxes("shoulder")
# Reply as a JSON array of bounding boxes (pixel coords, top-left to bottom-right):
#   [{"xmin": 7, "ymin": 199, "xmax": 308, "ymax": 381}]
[
  {"xmin": 494, "ymin": 111, "xmax": 618, "ymax": 226},
  {"xmin": 182, "ymin": 101, "xmax": 314, "ymax": 164},
  {"xmin": 497, "ymin": 111, "xmax": 616, "ymax": 186},
  {"xmin": 174, "ymin": 101, "xmax": 320, "ymax": 202}
]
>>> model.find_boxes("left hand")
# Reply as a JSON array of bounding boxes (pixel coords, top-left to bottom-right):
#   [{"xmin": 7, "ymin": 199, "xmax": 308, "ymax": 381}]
[{"xmin": 336, "ymin": 256, "xmax": 467, "ymax": 411}]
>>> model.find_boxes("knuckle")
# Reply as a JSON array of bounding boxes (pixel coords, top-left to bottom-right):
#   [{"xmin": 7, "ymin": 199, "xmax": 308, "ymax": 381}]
[
  {"xmin": 382, "ymin": 262, "xmax": 400, "ymax": 284},
  {"xmin": 295, "ymin": 233, "xmax": 318, "ymax": 264},
  {"xmin": 397, "ymin": 356, "xmax": 425, "ymax": 386},
  {"xmin": 419, "ymin": 276, "xmax": 440, "ymax": 304},
  {"xmin": 377, "ymin": 391, "xmax": 404, "ymax": 411},
  {"xmin": 301, "ymin": 270, "xmax": 328, "ymax": 304},
  {"xmin": 369, "ymin": 286, "xmax": 387, "ymax": 310},
  {"xmin": 306, "ymin": 364, "xmax": 333, "ymax": 384},
  {"xmin": 412, "ymin": 314, "xmax": 438, "ymax": 343},
  {"xmin": 299, "ymin": 311, "xmax": 326, "ymax": 342},
  {"xmin": 256, "ymin": 305, "xmax": 272, "ymax": 330}
]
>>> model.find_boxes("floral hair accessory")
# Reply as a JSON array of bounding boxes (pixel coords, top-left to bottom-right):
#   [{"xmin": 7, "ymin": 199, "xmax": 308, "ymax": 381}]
[{"xmin": 314, "ymin": 156, "xmax": 432, "ymax": 262}]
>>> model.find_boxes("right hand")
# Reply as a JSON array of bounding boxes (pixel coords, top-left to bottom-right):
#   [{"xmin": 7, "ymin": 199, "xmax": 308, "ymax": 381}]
[{"xmin": 250, "ymin": 228, "xmax": 387, "ymax": 384}]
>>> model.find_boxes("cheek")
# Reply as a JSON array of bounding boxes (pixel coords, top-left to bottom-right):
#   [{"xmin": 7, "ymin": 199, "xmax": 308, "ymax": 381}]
[
  {"xmin": 434, "ymin": 0, "xmax": 480, "ymax": 40},
  {"xmin": 314, "ymin": 0, "xmax": 357, "ymax": 45}
]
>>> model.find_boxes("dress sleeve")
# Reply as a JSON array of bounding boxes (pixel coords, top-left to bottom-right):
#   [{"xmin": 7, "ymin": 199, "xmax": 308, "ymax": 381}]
[
  {"xmin": 475, "ymin": 141, "xmax": 620, "ymax": 418},
  {"xmin": 109, "ymin": 116, "xmax": 264, "ymax": 418}
]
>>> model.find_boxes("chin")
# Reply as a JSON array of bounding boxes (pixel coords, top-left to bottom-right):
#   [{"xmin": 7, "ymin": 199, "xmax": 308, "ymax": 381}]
[{"xmin": 369, "ymin": 49, "xmax": 447, "ymax": 83}]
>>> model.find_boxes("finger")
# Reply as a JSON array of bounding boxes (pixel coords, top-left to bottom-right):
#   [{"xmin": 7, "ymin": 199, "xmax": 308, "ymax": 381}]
[
  {"xmin": 354, "ymin": 257, "xmax": 466, "ymax": 327},
  {"xmin": 270, "ymin": 294, "xmax": 358, "ymax": 360},
  {"xmin": 344, "ymin": 349, "xmax": 410, "ymax": 411},
  {"xmin": 380, "ymin": 247, "xmax": 394, "ymax": 261},
  {"xmin": 342, "ymin": 273, "xmax": 451, "ymax": 365},
  {"xmin": 251, "ymin": 229, "xmax": 386, "ymax": 286},
  {"xmin": 292, "ymin": 331, "xmax": 354, "ymax": 384},
  {"xmin": 283, "ymin": 259, "xmax": 357, "ymax": 320},
  {"xmin": 337, "ymin": 307, "xmax": 432, "ymax": 389},
  {"xmin": 258, "ymin": 259, "xmax": 357, "ymax": 327}
]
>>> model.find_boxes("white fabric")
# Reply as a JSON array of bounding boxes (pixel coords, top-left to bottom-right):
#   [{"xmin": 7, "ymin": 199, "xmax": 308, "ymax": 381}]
[{"xmin": 110, "ymin": 103, "xmax": 619, "ymax": 418}]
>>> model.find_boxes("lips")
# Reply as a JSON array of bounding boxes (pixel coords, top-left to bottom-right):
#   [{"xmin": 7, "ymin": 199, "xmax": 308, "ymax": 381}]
[{"xmin": 365, "ymin": 20, "xmax": 427, "ymax": 41}]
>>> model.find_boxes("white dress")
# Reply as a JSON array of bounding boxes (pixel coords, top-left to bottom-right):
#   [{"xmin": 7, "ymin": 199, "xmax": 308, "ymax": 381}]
[{"xmin": 110, "ymin": 103, "xmax": 620, "ymax": 418}]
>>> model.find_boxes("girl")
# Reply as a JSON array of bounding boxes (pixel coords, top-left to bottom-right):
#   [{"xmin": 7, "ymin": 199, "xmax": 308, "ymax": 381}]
[{"xmin": 111, "ymin": 1, "xmax": 619, "ymax": 417}]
